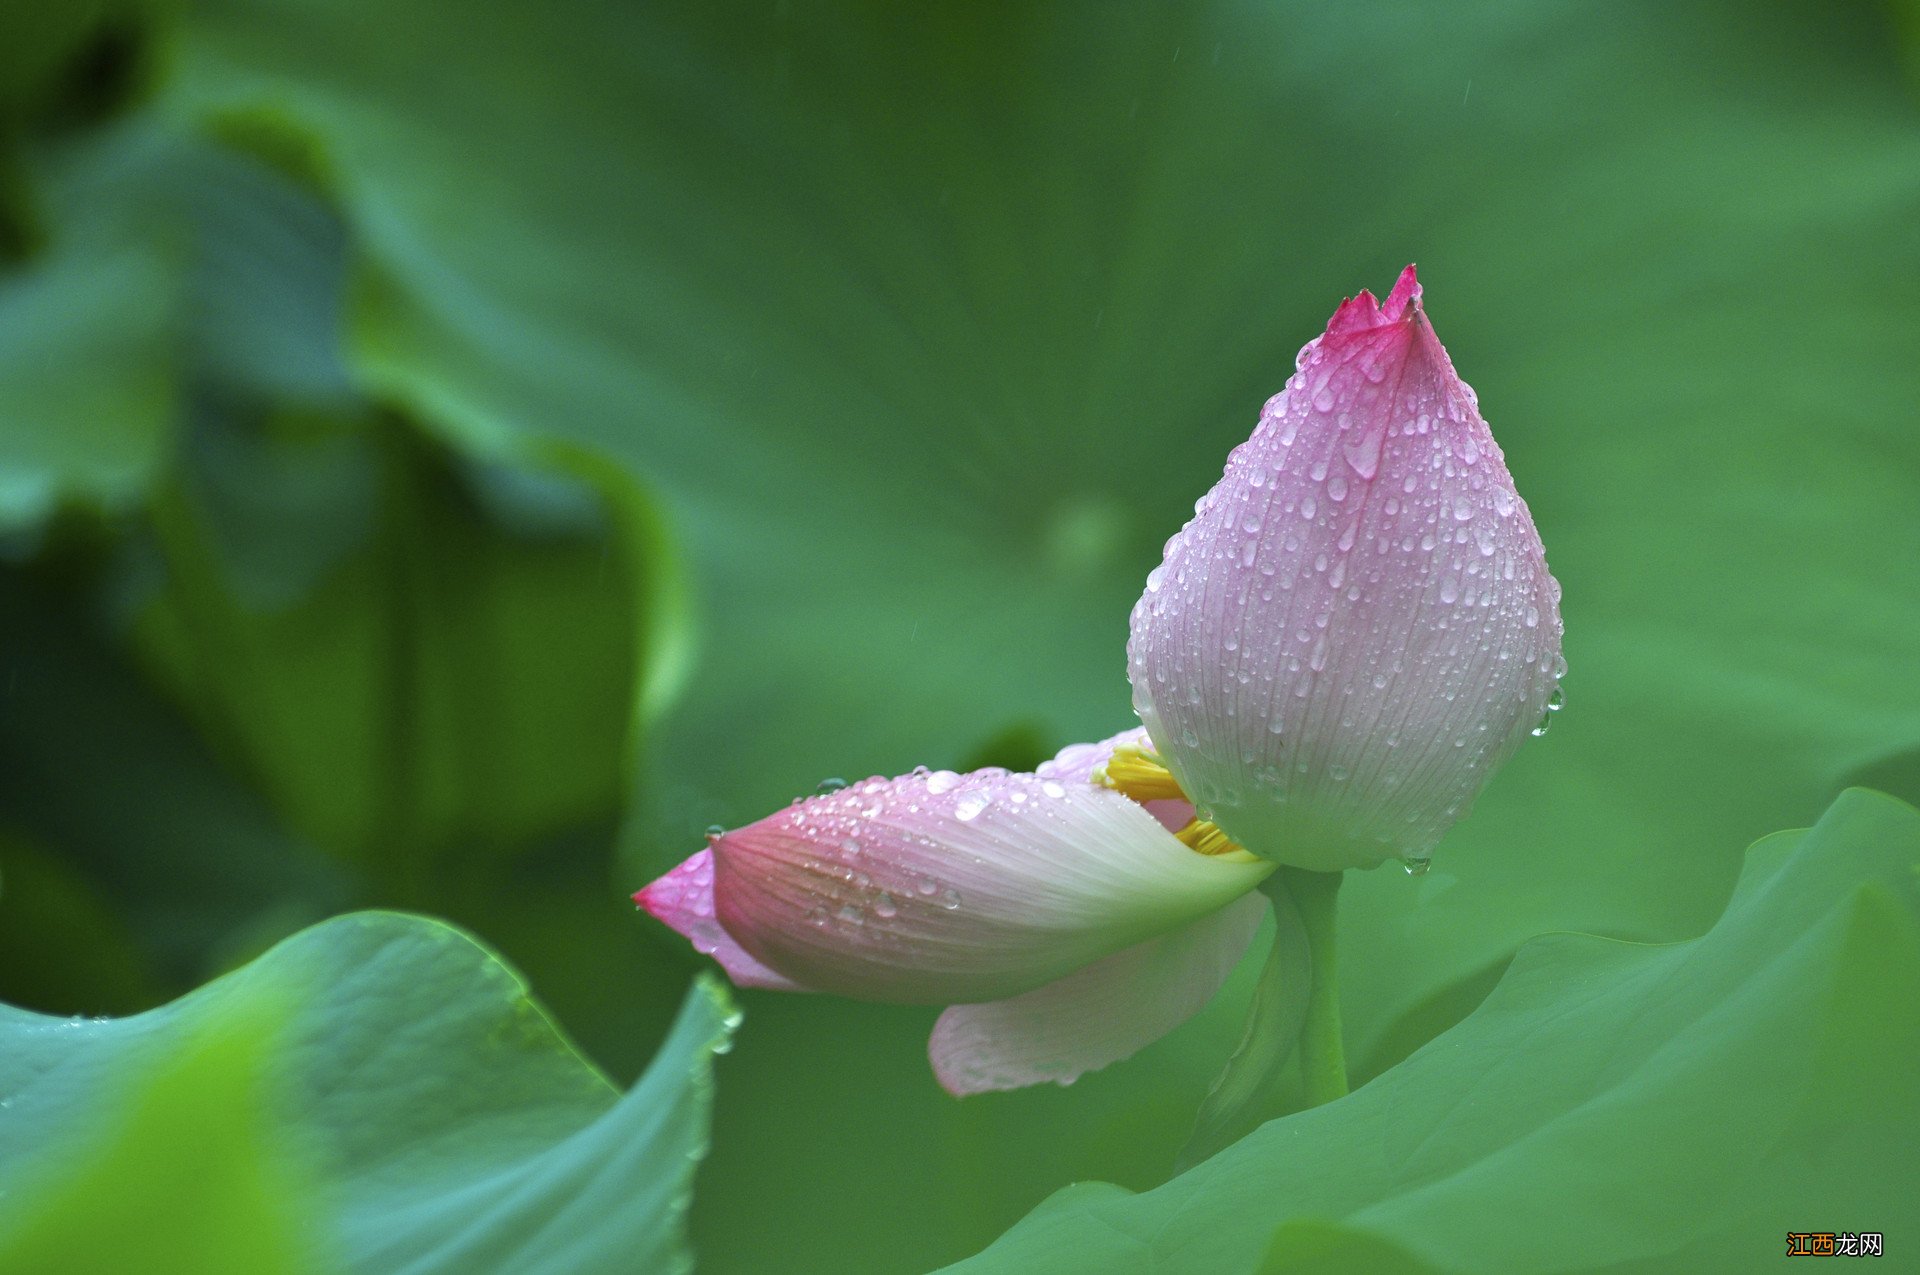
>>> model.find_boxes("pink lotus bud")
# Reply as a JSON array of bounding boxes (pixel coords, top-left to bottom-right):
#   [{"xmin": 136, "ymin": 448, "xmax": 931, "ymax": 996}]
[
  {"xmin": 637, "ymin": 731, "xmax": 1273, "ymax": 1092},
  {"xmin": 1128, "ymin": 267, "xmax": 1564, "ymax": 872}
]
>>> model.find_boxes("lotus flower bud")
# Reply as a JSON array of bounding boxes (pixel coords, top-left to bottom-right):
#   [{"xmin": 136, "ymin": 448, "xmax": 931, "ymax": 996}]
[
  {"xmin": 1128, "ymin": 266, "xmax": 1564, "ymax": 872},
  {"xmin": 640, "ymin": 742, "xmax": 1270, "ymax": 1006}
]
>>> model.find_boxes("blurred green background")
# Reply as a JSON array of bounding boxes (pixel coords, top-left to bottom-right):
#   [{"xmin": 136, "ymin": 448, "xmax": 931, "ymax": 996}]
[{"xmin": 2, "ymin": 1, "xmax": 1918, "ymax": 1272}]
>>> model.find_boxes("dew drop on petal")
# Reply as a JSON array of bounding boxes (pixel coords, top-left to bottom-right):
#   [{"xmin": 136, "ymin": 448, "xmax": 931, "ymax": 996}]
[{"xmin": 1344, "ymin": 428, "xmax": 1384, "ymax": 480}]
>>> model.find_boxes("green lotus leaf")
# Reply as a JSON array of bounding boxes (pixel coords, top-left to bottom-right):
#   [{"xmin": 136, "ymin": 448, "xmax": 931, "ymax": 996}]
[
  {"xmin": 942, "ymin": 789, "xmax": 1920, "ymax": 1274},
  {"xmin": 0, "ymin": 911, "xmax": 738, "ymax": 1274}
]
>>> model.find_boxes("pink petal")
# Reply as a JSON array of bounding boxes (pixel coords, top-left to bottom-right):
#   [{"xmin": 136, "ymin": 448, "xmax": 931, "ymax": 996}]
[
  {"xmin": 711, "ymin": 764, "xmax": 1271, "ymax": 1005},
  {"xmin": 635, "ymin": 849, "xmax": 809, "ymax": 991},
  {"xmin": 1129, "ymin": 266, "xmax": 1565, "ymax": 871},
  {"xmin": 928, "ymin": 891, "xmax": 1268, "ymax": 1095}
]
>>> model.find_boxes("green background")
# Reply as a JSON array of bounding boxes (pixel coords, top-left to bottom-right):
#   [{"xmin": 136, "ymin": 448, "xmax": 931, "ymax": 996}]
[{"xmin": 1, "ymin": 1, "xmax": 1917, "ymax": 1271}]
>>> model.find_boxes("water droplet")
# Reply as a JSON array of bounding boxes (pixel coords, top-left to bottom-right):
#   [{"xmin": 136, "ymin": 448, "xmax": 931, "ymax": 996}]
[
  {"xmin": 817, "ymin": 777, "xmax": 848, "ymax": 793},
  {"xmin": 954, "ymin": 793, "xmax": 988, "ymax": 821},
  {"xmin": 1403, "ymin": 856, "xmax": 1432, "ymax": 877},
  {"xmin": 1312, "ymin": 386, "xmax": 1335, "ymax": 412},
  {"xmin": 1344, "ymin": 428, "xmax": 1384, "ymax": 479},
  {"xmin": 1041, "ymin": 780, "xmax": 1067, "ymax": 799},
  {"xmin": 1531, "ymin": 685, "xmax": 1566, "ymax": 736},
  {"xmin": 926, "ymin": 770, "xmax": 961, "ymax": 795},
  {"xmin": 704, "ymin": 824, "xmax": 726, "ymax": 840},
  {"xmin": 874, "ymin": 893, "xmax": 898, "ymax": 919},
  {"xmin": 1326, "ymin": 474, "xmax": 1348, "ymax": 502},
  {"xmin": 939, "ymin": 889, "xmax": 962, "ymax": 910}
]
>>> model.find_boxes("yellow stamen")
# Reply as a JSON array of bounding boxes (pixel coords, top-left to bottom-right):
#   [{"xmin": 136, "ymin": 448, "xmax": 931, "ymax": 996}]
[
  {"xmin": 1091, "ymin": 743, "xmax": 1188, "ymax": 803},
  {"xmin": 1175, "ymin": 819, "xmax": 1243, "ymax": 857},
  {"xmin": 1094, "ymin": 743, "xmax": 1253, "ymax": 860}
]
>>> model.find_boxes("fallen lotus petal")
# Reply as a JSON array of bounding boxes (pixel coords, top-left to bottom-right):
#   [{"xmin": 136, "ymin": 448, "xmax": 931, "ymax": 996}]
[
  {"xmin": 637, "ymin": 730, "xmax": 1273, "ymax": 1091},
  {"xmin": 1128, "ymin": 265, "xmax": 1565, "ymax": 872}
]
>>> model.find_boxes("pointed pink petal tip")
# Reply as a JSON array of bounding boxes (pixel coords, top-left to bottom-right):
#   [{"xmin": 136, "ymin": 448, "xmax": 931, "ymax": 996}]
[
  {"xmin": 635, "ymin": 849, "xmax": 809, "ymax": 992},
  {"xmin": 1325, "ymin": 263, "xmax": 1422, "ymax": 337}
]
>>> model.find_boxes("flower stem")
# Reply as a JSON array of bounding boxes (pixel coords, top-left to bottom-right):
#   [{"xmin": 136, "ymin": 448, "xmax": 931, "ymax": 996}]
[{"xmin": 1272, "ymin": 864, "xmax": 1347, "ymax": 1106}]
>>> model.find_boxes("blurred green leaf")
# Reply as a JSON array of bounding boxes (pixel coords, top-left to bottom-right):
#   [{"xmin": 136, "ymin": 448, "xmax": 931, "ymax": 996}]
[
  {"xmin": 0, "ymin": 828, "xmax": 155, "ymax": 1014},
  {"xmin": 122, "ymin": 416, "xmax": 655, "ymax": 884},
  {"xmin": 943, "ymin": 789, "xmax": 1920, "ymax": 1274},
  {"xmin": 1258, "ymin": 1221, "xmax": 1441, "ymax": 1275},
  {"xmin": 142, "ymin": 1, "xmax": 1920, "ymax": 1266},
  {"xmin": 0, "ymin": 2, "xmax": 115, "ymax": 123},
  {"xmin": 0, "ymin": 563, "xmax": 353, "ymax": 987},
  {"xmin": 0, "ymin": 912, "xmax": 737, "ymax": 1274},
  {"xmin": 0, "ymin": 991, "xmax": 322, "ymax": 1275},
  {"xmin": 0, "ymin": 137, "xmax": 178, "ymax": 528},
  {"xmin": 0, "ymin": 111, "xmax": 349, "ymax": 530},
  {"xmin": 1889, "ymin": 0, "xmax": 1920, "ymax": 96}
]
